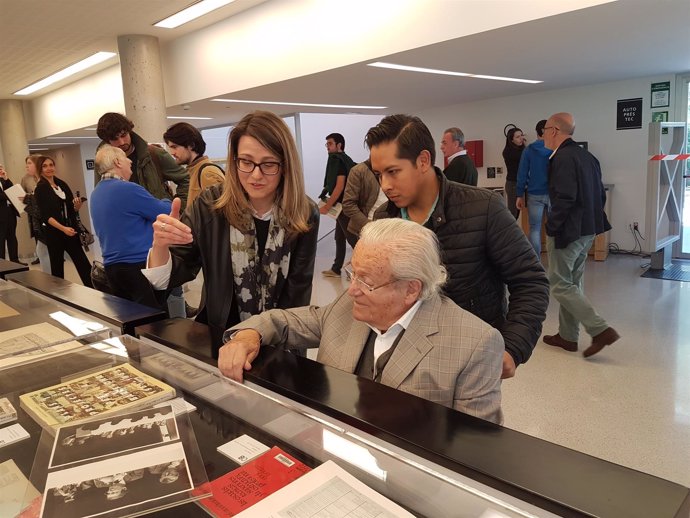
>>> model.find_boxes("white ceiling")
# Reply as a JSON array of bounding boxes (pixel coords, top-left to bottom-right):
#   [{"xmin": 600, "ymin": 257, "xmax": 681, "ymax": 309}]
[{"xmin": 2, "ymin": 0, "xmax": 689, "ymax": 146}]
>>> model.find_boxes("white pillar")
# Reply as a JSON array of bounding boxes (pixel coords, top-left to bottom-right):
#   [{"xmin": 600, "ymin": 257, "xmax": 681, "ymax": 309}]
[{"xmin": 117, "ymin": 35, "xmax": 168, "ymax": 144}]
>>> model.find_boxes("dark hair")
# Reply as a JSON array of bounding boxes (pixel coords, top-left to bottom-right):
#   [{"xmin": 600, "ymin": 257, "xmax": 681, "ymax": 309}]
[
  {"xmin": 504, "ymin": 127, "xmax": 525, "ymax": 152},
  {"xmin": 35, "ymin": 155, "xmax": 55, "ymax": 177},
  {"xmin": 365, "ymin": 114, "xmax": 436, "ymax": 166},
  {"xmin": 325, "ymin": 133, "xmax": 345, "ymax": 151},
  {"xmin": 535, "ymin": 119, "xmax": 547, "ymax": 137},
  {"xmin": 163, "ymin": 122, "xmax": 206, "ymax": 155},
  {"xmin": 96, "ymin": 113, "xmax": 134, "ymax": 142}
]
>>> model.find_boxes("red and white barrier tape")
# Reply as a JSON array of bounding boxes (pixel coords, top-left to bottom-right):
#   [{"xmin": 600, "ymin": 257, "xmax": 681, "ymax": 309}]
[{"xmin": 649, "ymin": 154, "xmax": 690, "ymax": 161}]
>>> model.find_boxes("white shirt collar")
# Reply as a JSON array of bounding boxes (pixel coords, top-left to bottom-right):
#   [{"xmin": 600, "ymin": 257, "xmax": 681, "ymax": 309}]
[
  {"xmin": 367, "ymin": 300, "xmax": 422, "ymax": 338},
  {"xmin": 447, "ymin": 150, "xmax": 467, "ymax": 162}
]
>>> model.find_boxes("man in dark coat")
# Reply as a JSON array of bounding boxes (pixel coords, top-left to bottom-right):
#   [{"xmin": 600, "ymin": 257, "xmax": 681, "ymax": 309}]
[
  {"xmin": 542, "ymin": 112, "xmax": 619, "ymax": 358},
  {"xmin": 0, "ymin": 165, "xmax": 21, "ymax": 263},
  {"xmin": 440, "ymin": 127, "xmax": 478, "ymax": 186},
  {"xmin": 367, "ymin": 115, "xmax": 549, "ymax": 379}
]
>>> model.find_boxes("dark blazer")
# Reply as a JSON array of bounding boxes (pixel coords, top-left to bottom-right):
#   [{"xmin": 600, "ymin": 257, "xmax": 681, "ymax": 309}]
[
  {"xmin": 34, "ymin": 177, "xmax": 77, "ymax": 227},
  {"xmin": 0, "ymin": 178, "xmax": 20, "ymax": 221},
  {"xmin": 375, "ymin": 169, "xmax": 549, "ymax": 367},
  {"xmin": 546, "ymin": 138, "xmax": 611, "ymax": 249},
  {"xmin": 168, "ymin": 185, "xmax": 320, "ymax": 332},
  {"xmin": 443, "ymin": 154, "xmax": 478, "ymax": 186}
]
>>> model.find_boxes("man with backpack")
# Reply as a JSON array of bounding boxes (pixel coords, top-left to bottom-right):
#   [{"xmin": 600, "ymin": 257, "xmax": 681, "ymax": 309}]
[
  {"xmin": 163, "ymin": 122, "xmax": 224, "ymax": 209},
  {"xmin": 319, "ymin": 132, "xmax": 355, "ymax": 278}
]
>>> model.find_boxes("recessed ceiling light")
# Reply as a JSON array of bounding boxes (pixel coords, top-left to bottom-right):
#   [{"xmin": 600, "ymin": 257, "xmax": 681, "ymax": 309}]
[
  {"xmin": 47, "ymin": 136, "xmax": 99, "ymax": 139},
  {"xmin": 211, "ymin": 99, "xmax": 387, "ymax": 110},
  {"xmin": 166, "ymin": 116, "xmax": 213, "ymax": 120},
  {"xmin": 28, "ymin": 148, "xmax": 49, "ymax": 151},
  {"xmin": 154, "ymin": 0, "xmax": 236, "ymax": 29},
  {"xmin": 367, "ymin": 62, "xmax": 542, "ymax": 84},
  {"xmin": 30, "ymin": 142, "xmax": 74, "ymax": 145},
  {"xmin": 14, "ymin": 52, "xmax": 117, "ymax": 96}
]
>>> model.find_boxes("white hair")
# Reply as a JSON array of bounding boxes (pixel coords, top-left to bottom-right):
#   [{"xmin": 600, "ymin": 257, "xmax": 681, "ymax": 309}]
[
  {"xmin": 358, "ymin": 219, "xmax": 447, "ymax": 300},
  {"xmin": 95, "ymin": 144, "xmax": 126, "ymax": 174}
]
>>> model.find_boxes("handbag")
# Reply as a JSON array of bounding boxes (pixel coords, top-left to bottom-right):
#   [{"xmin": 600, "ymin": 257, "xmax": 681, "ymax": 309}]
[
  {"xmin": 91, "ymin": 261, "xmax": 114, "ymax": 295},
  {"xmin": 74, "ymin": 214, "xmax": 95, "ymax": 251}
]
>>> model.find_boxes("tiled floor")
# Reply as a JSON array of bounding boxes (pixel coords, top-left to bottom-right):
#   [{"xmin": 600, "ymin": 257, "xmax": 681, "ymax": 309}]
[{"xmin": 51, "ymin": 231, "xmax": 690, "ymax": 488}]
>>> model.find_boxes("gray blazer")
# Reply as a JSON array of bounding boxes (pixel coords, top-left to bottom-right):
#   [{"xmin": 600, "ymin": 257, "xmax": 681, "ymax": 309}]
[{"xmin": 231, "ymin": 292, "xmax": 503, "ymax": 424}]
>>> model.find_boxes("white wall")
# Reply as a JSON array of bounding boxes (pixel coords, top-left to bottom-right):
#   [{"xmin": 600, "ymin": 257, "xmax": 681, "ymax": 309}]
[
  {"xmin": 417, "ymin": 73, "xmax": 678, "ymax": 250},
  {"xmin": 29, "ymin": 66, "xmax": 124, "ymax": 139}
]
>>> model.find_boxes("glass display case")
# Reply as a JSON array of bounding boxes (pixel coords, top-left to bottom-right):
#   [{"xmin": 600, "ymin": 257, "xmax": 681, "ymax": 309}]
[{"xmin": 1, "ymin": 280, "xmax": 689, "ymax": 517}]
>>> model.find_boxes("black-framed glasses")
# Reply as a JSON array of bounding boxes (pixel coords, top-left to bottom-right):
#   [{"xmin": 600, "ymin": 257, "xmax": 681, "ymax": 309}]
[
  {"xmin": 543, "ymin": 126, "xmax": 559, "ymax": 132},
  {"xmin": 235, "ymin": 157, "xmax": 282, "ymax": 176},
  {"xmin": 343, "ymin": 264, "xmax": 399, "ymax": 293}
]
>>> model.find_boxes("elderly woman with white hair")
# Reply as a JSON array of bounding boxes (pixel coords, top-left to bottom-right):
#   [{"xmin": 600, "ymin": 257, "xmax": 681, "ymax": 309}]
[
  {"xmin": 90, "ymin": 145, "xmax": 171, "ymax": 308},
  {"xmin": 219, "ymin": 218, "xmax": 504, "ymax": 424}
]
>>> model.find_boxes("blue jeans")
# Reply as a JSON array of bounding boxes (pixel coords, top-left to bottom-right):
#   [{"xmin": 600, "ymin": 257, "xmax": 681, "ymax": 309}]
[
  {"xmin": 546, "ymin": 235, "xmax": 609, "ymax": 342},
  {"xmin": 527, "ymin": 194, "xmax": 550, "ymax": 256}
]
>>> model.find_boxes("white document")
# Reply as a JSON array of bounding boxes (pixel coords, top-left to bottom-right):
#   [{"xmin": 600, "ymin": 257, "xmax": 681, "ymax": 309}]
[
  {"xmin": 0, "ymin": 423, "xmax": 30, "ymax": 448},
  {"xmin": 153, "ymin": 397, "xmax": 197, "ymax": 416},
  {"xmin": 317, "ymin": 200, "xmax": 342, "ymax": 219},
  {"xmin": 4, "ymin": 184, "xmax": 26, "ymax": 214},
  {"xmin": 217, "ymin": 434, "xmax": 270, "ymax": 465},
  {"xmin": 235, "ymin": 460, "xmax": 414, "ymax": 518}
]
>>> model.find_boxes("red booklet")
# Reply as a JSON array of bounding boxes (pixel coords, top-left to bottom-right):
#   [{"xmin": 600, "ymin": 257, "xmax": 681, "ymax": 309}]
[{"xmin": 195, "ymin": 446, "xmax": 311, "ymax": 517}]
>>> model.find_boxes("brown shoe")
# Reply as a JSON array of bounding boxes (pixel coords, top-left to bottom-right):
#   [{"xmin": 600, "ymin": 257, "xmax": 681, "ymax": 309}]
[
  {"xmin": 543, "ymin": 333, "xmax": 578, "ymax": 352},
  {"xmin": 583, "ymin": 327, "xmax": 620, "ymax": 358}
]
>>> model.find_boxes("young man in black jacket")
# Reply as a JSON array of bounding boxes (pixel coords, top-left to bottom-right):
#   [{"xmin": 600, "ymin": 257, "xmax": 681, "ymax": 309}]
[{"xmin": 367, "ymin": 114, "xmax": 549, "ymax": 379}]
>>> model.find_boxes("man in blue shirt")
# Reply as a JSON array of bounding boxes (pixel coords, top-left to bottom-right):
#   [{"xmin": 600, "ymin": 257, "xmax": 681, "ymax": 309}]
[
  {"xmin": 91, "ymin": 145, "xmax": 171, "ymax": 309},
  {"xmin": 516, "ymin": 119, "xmax": 552, "ymax": 257}
]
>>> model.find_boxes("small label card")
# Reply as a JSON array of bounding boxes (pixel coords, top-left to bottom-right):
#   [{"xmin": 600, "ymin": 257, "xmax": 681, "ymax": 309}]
[
  {"xmin": 217, "ymin": 434, "xmax": 270, "ymax": 465},
  {"xmin": 0, "ymin": 423, "xmax": 29, "ymax": 448},
  {"xmin": 0, "ymin": 398, "xmax": 17, "ymax": 425},
  {"xmin": 153, "ymin": 397, "xmax": 196, "ymax": 416}
]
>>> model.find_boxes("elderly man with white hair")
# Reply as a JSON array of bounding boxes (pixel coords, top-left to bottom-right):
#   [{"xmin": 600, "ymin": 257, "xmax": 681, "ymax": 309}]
[
  {"xmin": 219, "ymin": 218, "xmax": 503, "ymax": 423},
  {"xmin": 91, "ymin": 145, "xmax": 171, "ymax": 308}
]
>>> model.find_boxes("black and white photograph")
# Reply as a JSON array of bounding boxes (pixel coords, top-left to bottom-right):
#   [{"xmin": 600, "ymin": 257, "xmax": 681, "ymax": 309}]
[
  {"xmin": 41, "ymin": 442, "xmax": 192, "ymax": 518},
  {"xmin": 50, "ymin": 405, "xmax": 179, "ymax": 468}
]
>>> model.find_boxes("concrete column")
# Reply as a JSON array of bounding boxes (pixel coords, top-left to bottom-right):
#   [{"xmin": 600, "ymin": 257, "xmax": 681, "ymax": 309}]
[
  {"xmin": 0, "ymin": 100, "xmax": 32, "ymax": 259},
  {"xmin": 117, "ymin": 35, "xmax": 168, "ymax": 144}
]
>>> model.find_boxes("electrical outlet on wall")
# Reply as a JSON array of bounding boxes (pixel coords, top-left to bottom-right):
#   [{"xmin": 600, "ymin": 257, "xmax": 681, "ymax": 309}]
[{"xmin": 633, "ymin": 221, "xmax": 639, "ymax": 231}]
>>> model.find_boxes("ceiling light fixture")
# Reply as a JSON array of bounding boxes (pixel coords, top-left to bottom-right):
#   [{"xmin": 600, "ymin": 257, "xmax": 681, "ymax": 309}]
[
  {"xmin": 367, "ymin": 62, "xmax": 542, "ymax": 84},
  {"xmin": 30, "ymin": 142, "xmax": 74, "ymax": 146},
  {"xmin": 14, "ymin": 52, "xmax": 117, "ymax": 96},
  {"xmin": 47, "ymin": 136, "xmax": 99, "ymax": 139},
  {"xmin": 166, "ymin": 116, "xmax": 214, "ymax": 120},
  {"xmin": 211, "ymin": 99, "xmax": 387, "ymax": 110},
  {"xmin": 154, "ymin": 0, "xmax": 236, "ymax": 29}
]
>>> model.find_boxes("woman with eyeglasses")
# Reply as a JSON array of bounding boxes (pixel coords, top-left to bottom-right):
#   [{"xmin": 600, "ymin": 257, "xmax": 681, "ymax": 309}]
[
  {"xmin": 33, "ymin": 156, "xmax": 93, "ymax": 286},
  {"xmin": 144, "ymin": 111, "xmax": 319, "ymax": 342}
]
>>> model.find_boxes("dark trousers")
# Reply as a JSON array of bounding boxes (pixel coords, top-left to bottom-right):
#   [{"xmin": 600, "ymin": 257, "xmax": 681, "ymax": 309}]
[
  {"xmin": 331, "ymin": 212, "xmax": 351, "ymax": 273},
  {"xmin": 105, "ymin": 261, "xmax": 163, "ymax": 310},
  {"xmin": 45, "ymin": 227, "xmax": 93, "ymax": 287},
  {"xmin": 0, "ymin": 214, "xmax": 19, "ymax": 262}
]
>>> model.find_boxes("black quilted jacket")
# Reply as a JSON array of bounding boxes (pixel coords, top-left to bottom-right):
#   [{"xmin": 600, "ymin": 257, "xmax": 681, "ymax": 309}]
[{"xmin": 375, "ymin": 170, "xmax": 549, "ymax": 366}]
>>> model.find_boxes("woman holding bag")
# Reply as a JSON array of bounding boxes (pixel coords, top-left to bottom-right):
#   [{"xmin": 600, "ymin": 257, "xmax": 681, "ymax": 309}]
[{"xmin": 34, "ymin": 156, "xmax": 93, "ymax": 286}]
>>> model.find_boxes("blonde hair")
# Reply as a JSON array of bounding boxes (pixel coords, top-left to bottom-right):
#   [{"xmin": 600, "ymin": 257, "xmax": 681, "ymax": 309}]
[
  {"xmin": 214, "ymin": 111, "xmax": 311, "ymax": 234},
  {"xmin": 359, "ymin": 219, "xmax": 447, "ymax": 300}
]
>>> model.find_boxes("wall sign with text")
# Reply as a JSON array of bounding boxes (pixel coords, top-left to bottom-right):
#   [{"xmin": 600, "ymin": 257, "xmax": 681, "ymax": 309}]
[
  {"xmin": 651, "ymin": 81, "xmax": 670, "ymax": 108},
  {"xmin": 617, "ymin": 98, "xmax": 643, "ymax": 130}
]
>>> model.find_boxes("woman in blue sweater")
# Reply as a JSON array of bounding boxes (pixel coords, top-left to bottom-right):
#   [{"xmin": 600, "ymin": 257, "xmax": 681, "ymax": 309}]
[
  {"xmin": 91, "ymin": 145, "xmax": 171, "ymax": 308},
  {"xmin": 515, "ymin": 119, "xmax": 552, "ymax": 257}
]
